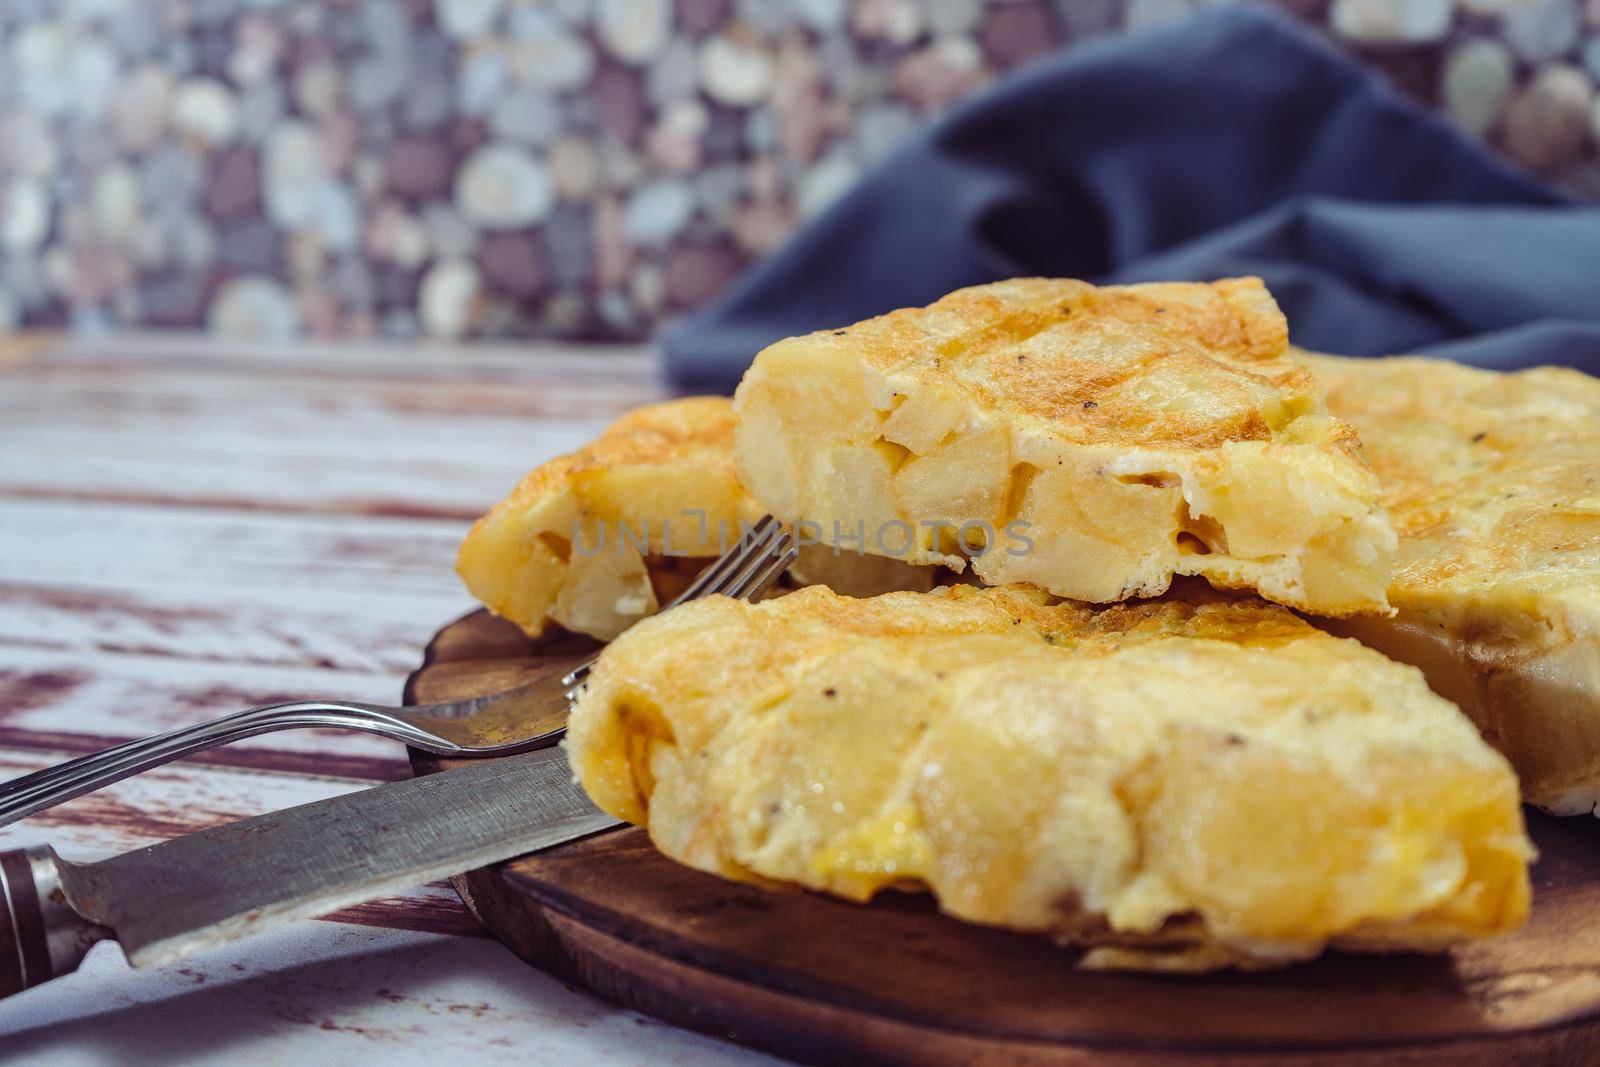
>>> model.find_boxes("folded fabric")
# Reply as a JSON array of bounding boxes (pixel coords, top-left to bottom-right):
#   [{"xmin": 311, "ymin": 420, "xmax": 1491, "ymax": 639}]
[{"xmin": 660, "ymin": 6, "xmax": 1599, "ymax": 390}]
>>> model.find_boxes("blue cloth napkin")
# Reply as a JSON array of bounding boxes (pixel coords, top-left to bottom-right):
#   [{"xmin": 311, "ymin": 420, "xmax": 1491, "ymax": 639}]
[{"xmin": 660, "ymin": 6, "xmax": 1600, "ymax": 391}]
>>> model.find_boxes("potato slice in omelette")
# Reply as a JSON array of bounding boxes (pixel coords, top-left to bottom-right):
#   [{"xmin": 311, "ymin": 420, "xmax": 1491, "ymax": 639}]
[
  {"xmin": 1300, "ymin": 351, "xmax": 1600, "ymax": 815},
  {"xmin": 732, "ymin": 277, "xmax": 1396, "ymax": 616},
  {"xmin": 567, "ymin": 584, "xmax": 1531, "ymax": 973},
  {"xmin": 457, "ymin": 398, "xmax": 934, "ymax": 640}
]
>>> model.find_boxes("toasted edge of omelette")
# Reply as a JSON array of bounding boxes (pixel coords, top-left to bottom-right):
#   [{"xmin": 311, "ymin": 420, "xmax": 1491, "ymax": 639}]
[
  {"xmin": 567, "ymin": 584, "xmax": 1531, "ymax": 972},
  {"xmin": 457, "ymin": 398, "xmax": 762, "ymax": 640},
  {"xmin": 456, "ymin": 397, "xmax": 936, "ymax": 641},
  {"xmin": 1297, "ymin": 350, "xmax": 1600, "ymax": 815},
  {"xmin": 732, "ymin": 277, "xmax": 1396, "ymax": 617}
]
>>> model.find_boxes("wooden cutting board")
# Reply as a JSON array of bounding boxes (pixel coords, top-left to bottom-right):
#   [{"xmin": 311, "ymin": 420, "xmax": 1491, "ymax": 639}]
[{"xmin": 406, "ymin": 609, "xmax": 1600, "ymax": 1066}]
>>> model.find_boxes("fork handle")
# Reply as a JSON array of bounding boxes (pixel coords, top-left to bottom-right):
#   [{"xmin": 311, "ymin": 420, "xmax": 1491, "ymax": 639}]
[{"xmin": 0, "ymin": 701, "xmax": 442, "ymax": 829}]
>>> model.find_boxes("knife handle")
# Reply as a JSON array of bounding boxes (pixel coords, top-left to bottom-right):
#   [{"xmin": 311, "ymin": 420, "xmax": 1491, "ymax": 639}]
[{"xmin": 0, "ymin": 846, "xmax": 111, "ymax": 998}]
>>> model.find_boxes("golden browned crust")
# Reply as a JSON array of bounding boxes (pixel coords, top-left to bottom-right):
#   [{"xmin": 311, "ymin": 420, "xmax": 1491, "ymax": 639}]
[
  {"xmin": 456, "ymin": 398, "xmax": 764, "ymax": 641},
  {"xmin": 816, "ymin": 277, "xmax": 1310, "ymax": 448},
  {"xmin": 456, "ymin": 397, "xmax": 937, "ymax": 640},
  {"xmin": 1298, "ymin": 351, "xmax": 1600, "ymax": 812},
  {"xmin": 1298, "ymin": 353, "xmax": 1600, "ymax": 593},
  {"xmin": 568, "ymin": 583, "xmax": 1531, "ymax": 972},
  {"xmin": 475, "ymin": 397, "xmax": 743, "ymax": 520},
  {"xmin": 733, "ymin": 277, "xmax": 1395, "ymax": 615}
]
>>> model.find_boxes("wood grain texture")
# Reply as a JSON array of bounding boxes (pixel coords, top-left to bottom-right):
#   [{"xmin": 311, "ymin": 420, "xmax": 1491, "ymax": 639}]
[
  {"xmin": 0, "ymin": 333, "xmax": 653, "ymax": 518},
  {"xmin": 0, "ymin": 334, "xmax": 679, "ymax": 963},
  {"xmin": 0, "ymin": 334, "xmax": 780, "ymax": 1064},
  {"xmin": 410, "ymin": 610, "xmax": 1600, "ymax": 1066}
]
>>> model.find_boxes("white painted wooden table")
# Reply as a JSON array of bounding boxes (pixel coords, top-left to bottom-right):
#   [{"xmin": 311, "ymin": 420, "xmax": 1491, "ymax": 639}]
[{"xmin": 0, "ymin": 334, "xmax": 777, "ymax": 1064}]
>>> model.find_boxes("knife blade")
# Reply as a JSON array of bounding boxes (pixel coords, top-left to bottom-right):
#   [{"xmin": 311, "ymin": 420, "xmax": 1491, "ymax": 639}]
[{"xmin": 0, "ymin": 746, "xmax": 620, "ymax": 996}]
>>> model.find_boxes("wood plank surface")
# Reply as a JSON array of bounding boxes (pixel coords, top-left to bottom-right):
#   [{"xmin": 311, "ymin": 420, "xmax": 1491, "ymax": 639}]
[
  {"xmin": 0, "ymin": 499, "xmax": 466, "ymax": 608},
  {"xmin": 0, "ymin": 333, "xmax": 777, "ymax": 1063}
]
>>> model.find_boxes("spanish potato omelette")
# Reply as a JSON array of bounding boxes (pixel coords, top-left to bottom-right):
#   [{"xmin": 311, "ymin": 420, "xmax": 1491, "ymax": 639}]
[
  {"xmin": 732, "ymin": 277, "xmax": 1396, "ymax": 616},
  {"xmin": 456, "ymin": 398, "xmax": 934, "ymax": 641},
  {"xmin": 566, "ymin": 584, "xmax": 1531, "ymax": 972},
  {"xmin": 1300, "ymin": 351, "xmax": 1600, "ymax": 815}
]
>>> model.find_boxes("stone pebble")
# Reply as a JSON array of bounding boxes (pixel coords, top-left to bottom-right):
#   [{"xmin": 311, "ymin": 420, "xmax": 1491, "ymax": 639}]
[
  {"xmin": 1444, "ymin": 38, "xmax": 1515, "ymax": 137},
  {"xmin": 2, "ymin": 0, "xmax": 1598, "ymax": 342},
  {"xmin": 1503, "ymin": 62, "xmax": 1596, "ymax": 172}
]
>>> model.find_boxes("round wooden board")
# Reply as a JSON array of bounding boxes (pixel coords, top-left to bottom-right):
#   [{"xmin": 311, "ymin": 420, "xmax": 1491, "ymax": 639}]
[{"xmin": 406, "ymin": 610, "xmax": 1600, "ymax": 1066}]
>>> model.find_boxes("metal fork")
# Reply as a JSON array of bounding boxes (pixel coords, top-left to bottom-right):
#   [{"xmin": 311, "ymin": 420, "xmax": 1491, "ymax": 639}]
[{"xmin": 0, "ymin": 516, "xmax": 796, "ymax": 829}]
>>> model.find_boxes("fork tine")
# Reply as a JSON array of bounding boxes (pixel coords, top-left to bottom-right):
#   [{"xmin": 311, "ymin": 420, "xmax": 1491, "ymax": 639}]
[
  {"xmin": 561, "ymin": 524, "xmax": 795, "ymax": 697},
  {"xmin": 721, "ymin": 527, "xmax": 794, "ymax": 599},
  {"xmin": 559, "ymin": 520, "xmax": 766, "ymax": 689},
  {"xmin": 561, "ymin": 515, "xmax": 793, "ymax": 692},
  {"xmin": 661, "ymin": 515, "xmax": 776, "ymax": 610},
  {"xmin": 702, "ymin": 523, "xmax": 782, "ymax": 598},
  {"xmin": 736, "ymin": 541, "xmax": 798, "ymax": 603}
]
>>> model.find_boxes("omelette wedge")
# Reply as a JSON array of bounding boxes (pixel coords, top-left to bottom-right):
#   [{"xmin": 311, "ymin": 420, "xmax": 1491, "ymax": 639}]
[
  {"xmin": 1300, "ymin": 351, "xmax": 1600, "ymax": 815},
  {"xmin": 732, "ymin": 277, "xmax": 1396, "ymax": 615},
  {"xmin": 567, "ymin": 584, "xmax": 1531, "ymax": 972},
  {"xmin": 457, "ymin": 398, "xmax": 934, "ymax": 640}
]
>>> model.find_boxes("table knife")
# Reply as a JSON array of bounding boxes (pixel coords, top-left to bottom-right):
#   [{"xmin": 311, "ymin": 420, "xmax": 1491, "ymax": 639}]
[{"xmin": 0, "ymin": 746, "xmax": 620, "ymax": 998}]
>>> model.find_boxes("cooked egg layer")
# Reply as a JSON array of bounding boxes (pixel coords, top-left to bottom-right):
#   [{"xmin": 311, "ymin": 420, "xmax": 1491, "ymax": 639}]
[
  {"xmin": 1302, "ymin": 351, "xmax": 1600, "ymax": 814},
  {"xmin": 568, "ymin": 584, "xmax": 1531, "ymax": 972},
  {"xmin": 733, "ymin": 278, "xmax": 1396, "ymax": 616}
]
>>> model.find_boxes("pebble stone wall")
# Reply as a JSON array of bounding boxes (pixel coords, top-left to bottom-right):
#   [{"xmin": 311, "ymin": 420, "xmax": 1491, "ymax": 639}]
[{"xmin": 0, "ymin": 0, "xmax": 1594, "ymax": 343}]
